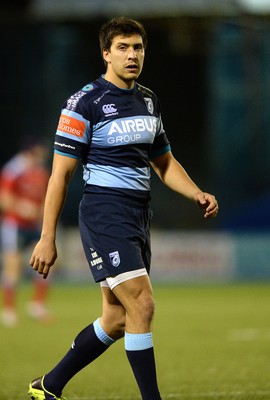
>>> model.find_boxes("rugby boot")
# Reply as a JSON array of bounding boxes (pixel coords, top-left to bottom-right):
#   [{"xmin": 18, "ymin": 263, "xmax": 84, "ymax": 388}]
[{"xmin": 28, "ymin": 376, "xmax": 67, "ymax": 400}]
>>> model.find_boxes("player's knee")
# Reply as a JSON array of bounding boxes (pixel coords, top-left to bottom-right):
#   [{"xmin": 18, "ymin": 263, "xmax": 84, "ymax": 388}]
[
  {"xmin": 143, "ymin": 295, "xmax": 156, "ymax": 323},
  {"xmin": 134, "ymin": 292, "xmax": 155, "ymax": 325},
  {"xmin": 111, "ymin": 314, "xmax": 126, "ymax": 339},
  {"xmin": 112, "ymin": 321, "xmax": 125, "ymax": 340},
  {"xmin": 101, "ymin": 313, "xmax": 126, "ymax": 340}
]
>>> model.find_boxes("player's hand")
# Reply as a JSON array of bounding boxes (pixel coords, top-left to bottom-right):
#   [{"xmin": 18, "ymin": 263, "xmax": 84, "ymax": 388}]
[
  {"xmin": 195, "ymin": 192, "xmax": 219, "ymax": 219},
  {"xmin": 29, "ymin": 238, "xmax": 57, "ymax": 279}
]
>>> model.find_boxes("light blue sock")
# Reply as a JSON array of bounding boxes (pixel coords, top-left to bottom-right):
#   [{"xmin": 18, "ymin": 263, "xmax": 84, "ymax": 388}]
[
  {"xmin": 125, "ymin": 332, "xmax": 153, "ymax": 351},
  {"xmin": 93, "ymin": 318, "xmax": 115, "ymax": 346}
]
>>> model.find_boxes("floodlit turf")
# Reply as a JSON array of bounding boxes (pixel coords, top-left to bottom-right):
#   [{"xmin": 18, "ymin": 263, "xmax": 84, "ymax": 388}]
[{"xmin": 1, "ymin": 282, "xmax": 270, "ymax": 399}]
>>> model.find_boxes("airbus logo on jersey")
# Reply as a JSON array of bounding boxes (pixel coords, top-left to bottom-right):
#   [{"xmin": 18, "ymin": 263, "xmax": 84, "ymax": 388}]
[
  {"xmin": 108, "ymin": 118, "xmax": 157, "ymax": 135},
  {"xmin": 107, "ymin": 117, "xmax": 156, "ymax": 145},
  {"xmin": 102, "ymin": 103, "xmax": 118, "ymax": 117}
]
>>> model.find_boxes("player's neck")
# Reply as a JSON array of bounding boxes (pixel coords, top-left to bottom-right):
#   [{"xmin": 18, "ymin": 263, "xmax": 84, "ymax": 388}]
[{"xmin": 103, "ymin": 72, "xmax": 135, "ymax": 90}]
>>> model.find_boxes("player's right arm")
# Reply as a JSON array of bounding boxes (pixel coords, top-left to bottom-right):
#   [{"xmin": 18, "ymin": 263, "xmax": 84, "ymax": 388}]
[{"xmin": 30, "ymin": 153, "xmax": 78, "ymax": 279}]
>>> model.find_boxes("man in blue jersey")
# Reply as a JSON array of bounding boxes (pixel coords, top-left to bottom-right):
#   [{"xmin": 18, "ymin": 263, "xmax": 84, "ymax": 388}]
[{"xmin": 28, "ymin": 16, "xmax": 218, "ymax": 400}]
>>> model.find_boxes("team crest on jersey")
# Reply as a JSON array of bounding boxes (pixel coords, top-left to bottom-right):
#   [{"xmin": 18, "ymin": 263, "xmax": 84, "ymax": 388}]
[
  {"xmin": 144, "ymin": 98, "xmax": 154, "ymax": 114},
  {"xmin": 109, "ymin": 251, "xmax": 121, "ymax": 268}
]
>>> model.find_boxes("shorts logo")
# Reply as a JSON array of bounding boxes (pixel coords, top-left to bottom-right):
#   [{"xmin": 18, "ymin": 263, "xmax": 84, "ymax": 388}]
[
  {"xmin": 90, "ymin": 249, "xmax": 103, "ymax": 270},
  {"xmin": 109, "ymin": 251, "xmax": 121, "ymax": 268}
]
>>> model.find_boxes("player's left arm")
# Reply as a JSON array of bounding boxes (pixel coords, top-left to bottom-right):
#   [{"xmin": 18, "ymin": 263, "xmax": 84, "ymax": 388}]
[{"xmin": 150, "ymin": 151, "xmax": 218, "ymax": 218}]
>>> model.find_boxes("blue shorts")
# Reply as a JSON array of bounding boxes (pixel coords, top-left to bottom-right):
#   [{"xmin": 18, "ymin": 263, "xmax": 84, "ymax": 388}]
[{"xmin": 79, "ymin": 193, "xmax": 152, "ymax": 283}]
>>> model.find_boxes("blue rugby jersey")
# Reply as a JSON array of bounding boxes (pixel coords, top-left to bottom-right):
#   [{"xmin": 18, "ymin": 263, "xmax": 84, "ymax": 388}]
[{"xmin": 54, "ymin": 76, "xmax": 171, "ymax": 202}]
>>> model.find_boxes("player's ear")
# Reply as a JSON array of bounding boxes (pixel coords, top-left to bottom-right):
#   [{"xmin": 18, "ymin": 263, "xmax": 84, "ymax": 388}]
[{"xmin": 103, "ymin": 48, "xmax": 111, "ymax": 64}]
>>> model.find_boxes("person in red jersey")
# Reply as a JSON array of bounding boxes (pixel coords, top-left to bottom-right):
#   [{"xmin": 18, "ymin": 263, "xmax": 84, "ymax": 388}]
[{"xmin": 0, "ymin": 137, "xmax": 51, "ymax": 326}]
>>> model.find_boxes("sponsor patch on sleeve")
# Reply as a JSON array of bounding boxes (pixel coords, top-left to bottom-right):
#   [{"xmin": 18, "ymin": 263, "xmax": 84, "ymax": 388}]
[{"xmin": 57, "ymin": 114, "xmax": 86, "ymax": 138}]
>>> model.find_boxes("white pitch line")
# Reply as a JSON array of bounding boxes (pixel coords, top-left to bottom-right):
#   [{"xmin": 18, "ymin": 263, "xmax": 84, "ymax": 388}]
[{"xmin": 228, "ymin": 328, "xmax": 270, "ymax": 341}]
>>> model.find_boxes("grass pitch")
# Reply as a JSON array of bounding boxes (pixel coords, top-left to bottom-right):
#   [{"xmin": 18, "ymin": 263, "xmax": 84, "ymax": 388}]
[{"xmin": 1, "ymin": 282, "xmax": 270, "ymax": 399}]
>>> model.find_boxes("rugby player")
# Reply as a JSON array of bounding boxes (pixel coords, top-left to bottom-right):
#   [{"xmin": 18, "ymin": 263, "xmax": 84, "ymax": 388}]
[{"xmin": 28, "ymin": 16, "xmax": 218, "ymax": 400}]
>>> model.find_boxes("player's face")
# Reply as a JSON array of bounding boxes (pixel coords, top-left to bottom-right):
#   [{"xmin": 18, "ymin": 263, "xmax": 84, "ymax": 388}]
[{"xmin": 103, "ymin": 34, "xmax": 145, "ymax": 89}]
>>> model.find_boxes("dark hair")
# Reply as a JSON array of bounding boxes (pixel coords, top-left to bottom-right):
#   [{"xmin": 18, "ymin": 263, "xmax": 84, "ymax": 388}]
[{"xmin": 99, "ymin": 16, "xmax": 147, "ymax": 55}]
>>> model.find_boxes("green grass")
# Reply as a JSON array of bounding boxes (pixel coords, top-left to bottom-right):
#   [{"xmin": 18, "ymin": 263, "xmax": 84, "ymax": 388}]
[{"xmin": 1, "ymin": 282, "xmax": 270, "ymax": 399}]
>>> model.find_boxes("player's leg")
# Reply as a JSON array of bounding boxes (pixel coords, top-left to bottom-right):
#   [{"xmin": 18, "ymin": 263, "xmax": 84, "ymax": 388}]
[
  {"xmin": 112, "ymin": 274, "xmax": 155, "ymax": 331},
  {"xmin": 27, "ymin": 273, "xmax": 52, "ymax": 321},
  {"xmin": 1, "ymin": 250, "xmax": 22, "ymax": 326},
  {"xmin": 29, "ymin": 285, "xmax": 125, "ymax": 399},
  {"xmin": 99, "ymin": 282, "xmax": 126, "ymax": 339},
  {"xmin": 0, "ymin": 220, "xmax": 22, "ymax": 326},
  {"xmin": 112, "ymin": 274, "xmax": 162, "ymax": 400}
]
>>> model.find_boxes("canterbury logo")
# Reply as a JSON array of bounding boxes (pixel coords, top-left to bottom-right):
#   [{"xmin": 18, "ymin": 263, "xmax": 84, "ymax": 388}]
[{"xmin": 102, "ymin": 103, "xmax": 117, "ymax": 114}]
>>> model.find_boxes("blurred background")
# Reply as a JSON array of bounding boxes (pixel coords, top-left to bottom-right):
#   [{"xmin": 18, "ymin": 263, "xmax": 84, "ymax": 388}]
[{"xmin": 1, "ymin": 0, "xmax": 270, "ymax": 283}]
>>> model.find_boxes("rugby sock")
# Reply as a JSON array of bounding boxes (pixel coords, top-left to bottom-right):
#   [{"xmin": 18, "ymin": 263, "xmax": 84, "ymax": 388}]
[
  {"xmin": 32, "ymin": 276, "xmax": 50, "ymax": 304},
  {"xmin": 125, "ymin": 332, "xmax": 162, "ymax": 400},
  {"xmin": 44, "ymin": 319, "xmax": 115, "ymax": 396}
]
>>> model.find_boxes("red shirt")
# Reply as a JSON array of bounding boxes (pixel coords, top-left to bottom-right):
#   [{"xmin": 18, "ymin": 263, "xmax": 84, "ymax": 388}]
[{"xmin": 0, "ymin": 154, "xmax": 49, "ymax": 228}]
